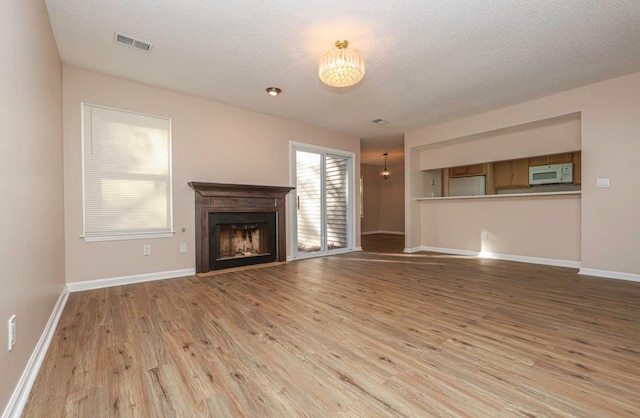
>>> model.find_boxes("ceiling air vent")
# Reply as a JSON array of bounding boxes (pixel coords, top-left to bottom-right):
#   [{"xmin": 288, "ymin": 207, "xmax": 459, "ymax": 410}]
[
  {"xmin": 114, "ymin": 33, "xmax": 153, "ymax": 52},
  {"xmin": 371, "ymin": 118, "xmax": 389, "ymax": 125}
]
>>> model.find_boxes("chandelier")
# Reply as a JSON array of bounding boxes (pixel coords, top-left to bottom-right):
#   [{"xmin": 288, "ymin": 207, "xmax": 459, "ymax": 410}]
[
  {"xmin": 319, "ymin": 40, "xmax": 365, "ymax": 88},
  {"xmin": 380, "ymin": 153, "xmax": 390, "ymax": 180}
]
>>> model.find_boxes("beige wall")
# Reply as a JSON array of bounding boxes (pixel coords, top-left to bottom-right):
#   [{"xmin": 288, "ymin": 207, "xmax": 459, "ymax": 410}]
[
  {"xmin": 419, "ymin": 113, "xmax": 581, "ymax": 170},
  {"xmin": 406, "ymin": 71, "xmax": 640, "ymax": 275},
  {"xmin": 379, "ymin": 162, "xmax": 405, "ymax": 233},
  {"xmin": 361, "ymin": 162, "xmax": 405, "ymax": 234},
  {"xmin": 361, "ymin": 165, "xmax": 381, "ymax": 233},
  {"xmin": 63, "ymin": 66, "xmax": 360, "ymax": 283},
  {"xmin": 419, "ymin": 195, "xmax": 581, "ymax": 262},
  {"xmin": 0, "ymin": 0, "xmax": 65, "ymax": 411}
]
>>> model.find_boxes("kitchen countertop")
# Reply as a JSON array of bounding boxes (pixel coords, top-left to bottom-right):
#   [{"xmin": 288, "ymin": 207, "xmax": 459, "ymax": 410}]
[{"xmin": 415, "ymin": 190, "xmax": 581, "ymax": 201}]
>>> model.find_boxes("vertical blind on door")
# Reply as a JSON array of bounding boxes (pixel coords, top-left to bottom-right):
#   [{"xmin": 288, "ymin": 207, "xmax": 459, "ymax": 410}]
[{"xmin": 82, "ymin": 104, "xmax": 173, "ymax": 240}]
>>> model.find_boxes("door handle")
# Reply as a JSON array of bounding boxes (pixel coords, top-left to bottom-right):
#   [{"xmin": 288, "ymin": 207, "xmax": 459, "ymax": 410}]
[{"xmin": 297, "ymin": 196, "xmax": 300, "ymax": 210}]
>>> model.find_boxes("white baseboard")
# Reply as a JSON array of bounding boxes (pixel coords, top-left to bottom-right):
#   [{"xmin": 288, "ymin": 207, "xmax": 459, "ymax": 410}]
[
  {"xmin": 403, "ymin": 246, "xmax": 422, "ymax": 253},
  {"xmin": 361, "ymin": 230, "xmax": 405, "ymax": 236},
  {"xmin": 66, "ymin": 268, "xmax": 196, "ymax": 292},
  {"xmin": 405, "ymin": 246, "xmax": 580, "ymax": 269},
  {"xmin": 579, "ymin": 268, "xmax": 640, "ymax": 283},
  {"xmin": 3, "ymin": 287, "xmax": 69, "ymax": 418},
  {"xmin": 353, "ymin": 246, "xmax": 363, "ymax": 252},
  {"xmin": 477, "ymin": 251, "xmax": 581, "ymax": 269},
  {"xmin": 420, "ymin": 246, "xmax": 478, "ymax": 257}
]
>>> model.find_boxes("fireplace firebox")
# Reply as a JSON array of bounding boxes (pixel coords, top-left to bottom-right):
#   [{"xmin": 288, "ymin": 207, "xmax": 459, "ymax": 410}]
[
  {"xmin": 209, "ymin": 212, "xmax": 277, "ymax": 270},
  {"xmin": 189, "ymin": 182, "xmax": 294, "ymax": 274}
]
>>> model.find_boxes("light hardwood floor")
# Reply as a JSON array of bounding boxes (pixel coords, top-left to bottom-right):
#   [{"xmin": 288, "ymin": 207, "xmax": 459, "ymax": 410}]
[{"xmin": 24, "ymin": 251, "xmax": 640, "ymax": 417}]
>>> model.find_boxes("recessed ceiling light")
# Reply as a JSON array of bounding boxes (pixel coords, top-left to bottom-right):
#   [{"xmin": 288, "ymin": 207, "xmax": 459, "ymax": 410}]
[
  {"xmin": 266, "ymin": 87, "xmax": 282, "ymax": 96},
  {"xmin": 372, "ymin": 118, "xmax": 389, "ymax": 125}
]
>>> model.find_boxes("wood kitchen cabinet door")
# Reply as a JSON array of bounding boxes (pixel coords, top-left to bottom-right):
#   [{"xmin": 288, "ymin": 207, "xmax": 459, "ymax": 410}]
[
  {"xmin": 493, "ymin": 159, "xmax": 530, "ymax": 189},
  {"xmin": 450, "ymin": 165, "xmax": 469, "ymax": 177},
  {"xmin": 466, "ymin": 164, "xmax": 485, "ymax": 175},
  {"xmin": 493, "ymin": 161, "xmax": 513, "ymax": 188},
  {"xmin": 511, "ymin": 158, "xmax": 530, "ymax": 187},
  {"xmin": 528, "ymin": 155, "xmax": 551, "ymax": 166},
  {"xmin": 529, "ymin": 152, "xmax": 573, "ymax": 166},
  {"xmin": 450, "ymin": 163, "xmax": 486, "ymax": 177},
  {"xmin": 550, "ymin": 152, "xmax": 573, "ymax": 164},
  {"xmin": 573, "ymin": 151, "xmax": 581, "ymax": 185}
]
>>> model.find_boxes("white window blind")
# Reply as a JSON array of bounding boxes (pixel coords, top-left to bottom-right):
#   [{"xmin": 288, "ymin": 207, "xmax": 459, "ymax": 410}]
[{"xmin": 82, "ymin": 103, "xmax": 173, "ymax": 241}]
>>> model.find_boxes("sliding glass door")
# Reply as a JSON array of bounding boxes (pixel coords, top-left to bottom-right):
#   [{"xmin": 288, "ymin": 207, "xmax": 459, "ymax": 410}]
[{"xmin": 292, "ymin": 144, "xmax": 354, "ymax": 258}]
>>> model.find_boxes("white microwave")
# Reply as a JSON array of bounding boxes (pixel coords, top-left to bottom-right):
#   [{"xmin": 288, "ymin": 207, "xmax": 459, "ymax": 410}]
[{"xmin": 529, "ymin": 163, "xmax": 573, "ymax": 185}]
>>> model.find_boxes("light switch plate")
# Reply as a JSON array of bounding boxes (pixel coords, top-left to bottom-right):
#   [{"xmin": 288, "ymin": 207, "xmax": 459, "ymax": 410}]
[
  {"xmin": 596, "ymin": 178, "xmax": 610, "ymax": 188},
  {"xmin": 180, "ymin": 243, "xmax": 187, "ymax": 253}
]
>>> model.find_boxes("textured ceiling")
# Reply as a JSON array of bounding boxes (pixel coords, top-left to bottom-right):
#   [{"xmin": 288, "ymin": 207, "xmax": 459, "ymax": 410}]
[{"xmin": 45, "ymin": 0, "xmax": 640, "ymax": 159}]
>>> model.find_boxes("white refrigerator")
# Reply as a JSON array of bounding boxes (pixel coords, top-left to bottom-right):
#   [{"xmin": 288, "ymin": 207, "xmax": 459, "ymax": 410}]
[{"xmin": 448, "ymin": 176, "xmax": 486, "ymax": 197}]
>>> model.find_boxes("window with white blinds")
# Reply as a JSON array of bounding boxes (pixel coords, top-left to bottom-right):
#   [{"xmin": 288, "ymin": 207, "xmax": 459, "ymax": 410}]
[{"xmin": 82, "ymin": 103, "xmax": 173, "ymax": 241}]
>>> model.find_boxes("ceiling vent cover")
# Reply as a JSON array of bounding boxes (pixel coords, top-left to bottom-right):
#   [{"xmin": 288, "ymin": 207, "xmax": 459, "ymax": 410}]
[{"xmin": 115, "ymin": 33, "xmax": 153, "ymax": 52}]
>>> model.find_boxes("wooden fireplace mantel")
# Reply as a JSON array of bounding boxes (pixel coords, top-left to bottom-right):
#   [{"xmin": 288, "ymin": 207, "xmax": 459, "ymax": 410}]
[{"xmin": 188, "ymin": 182, "xmax": 294, "ymax": 273}]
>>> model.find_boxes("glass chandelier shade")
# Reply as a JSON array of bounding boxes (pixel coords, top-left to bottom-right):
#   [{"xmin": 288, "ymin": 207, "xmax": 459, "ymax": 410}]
[
  {"xmin": 319, "ymin": 40, "xmax": 365, "ymax": 88},
  {"xmin": 380, "ymin": 153, "xmax": 390, "ymax": 179}
]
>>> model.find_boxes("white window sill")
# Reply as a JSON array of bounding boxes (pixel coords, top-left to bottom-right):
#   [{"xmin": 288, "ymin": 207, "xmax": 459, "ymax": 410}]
[{"xmin": 82, "ymin": 231, "xmax": 175, "ymax": 242}]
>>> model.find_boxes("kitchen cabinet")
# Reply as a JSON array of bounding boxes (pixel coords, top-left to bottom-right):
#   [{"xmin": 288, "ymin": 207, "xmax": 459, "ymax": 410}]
[
  {"xmin": 449, "ymin": 163, "xmax": 486, "ymax": 178},
  {"xmin": 551, "ymin": 153, "xmax": 573, "ymax": 164},
  {"xmin": 512, "ymin": 159, "xmax": 529, "ymax": 187},
  {"xmin": 493, "ymin": 158, "xmax": 529, "ymax": 189},
  {"xmin": 442, "ymin": 151, "xmax": 581, "ymax": 192},
  {"xmin": 573, "ymin": 151, "xmax": 581, "ymax": 185},
  {"xmin": 529, "ymin": 152, "xmax": 573, "ymax": 166},
  {"xmin": 493, "ymin": 161, "xmax": 511, "ymax": 188}
]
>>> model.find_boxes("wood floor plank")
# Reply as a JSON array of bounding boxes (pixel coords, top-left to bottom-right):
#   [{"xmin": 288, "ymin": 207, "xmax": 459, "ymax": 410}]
[{"xmin": 23, "ymin": 248, "xmax": 640, "ymax": 417}]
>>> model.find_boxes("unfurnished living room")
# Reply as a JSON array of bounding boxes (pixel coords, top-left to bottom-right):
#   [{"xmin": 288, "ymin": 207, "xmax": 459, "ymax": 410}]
[{"xmin": 2, "ymin": 1, "xmax": 640, "ymax": 417}]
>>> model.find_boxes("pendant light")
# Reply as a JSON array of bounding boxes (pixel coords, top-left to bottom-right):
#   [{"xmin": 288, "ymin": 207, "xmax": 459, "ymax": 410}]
[{"xmin": 380, "ymin": 153, "xmax": 390, "ymax": 180}]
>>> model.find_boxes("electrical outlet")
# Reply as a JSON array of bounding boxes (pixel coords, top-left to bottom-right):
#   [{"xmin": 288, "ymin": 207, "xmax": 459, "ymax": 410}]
[
  {"xmin": 481, "ymin": 232, "xmax": 489, "ymax": 241},
  {"xmin": 8, "ymin": 315, "xmax": 16, "ymax": 351},
  {"xmin": 143, "ymin": 244, "xmax": 151, "ymax": 256},
  {"xmin": 180, "ymin": 243, "xmax": 187, "ymax": 253}
]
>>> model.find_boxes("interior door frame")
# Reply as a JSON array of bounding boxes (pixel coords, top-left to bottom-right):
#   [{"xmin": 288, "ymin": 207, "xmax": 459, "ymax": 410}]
[{"xmin": 289, "ymin": 141, "xmax": 356, "ymax": 260}]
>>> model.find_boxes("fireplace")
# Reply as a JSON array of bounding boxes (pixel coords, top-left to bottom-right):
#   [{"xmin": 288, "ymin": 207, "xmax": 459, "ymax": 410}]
[
  {"xmin": 209, "ymin": 212, "xmax": 277, "ymax": 270},
  {"xmin": 189, "ymin": 182, "xmax": 294, "ymax": 274}
]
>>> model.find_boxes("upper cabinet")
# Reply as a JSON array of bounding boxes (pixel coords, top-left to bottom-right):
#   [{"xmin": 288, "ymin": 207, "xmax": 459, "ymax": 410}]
[
  {"xmin": 573, "ymin": 151, "xmax": 581, "ymax": 185},
  {"xmin": 528, "ymin": 152, "xmax": 573, "ymax": 166},
  {"xmin": 493, "ymin": 151, "xmax": 581, "ymax": 190},
  {"xmin": 449, "ymin": 163, "xmax": 487, "ymax": 178},
  {"xmin": 493, "ymin": 159, "xmax": 529, "ymax": 189},
  {"xmin": 426, "ymin": 150, "xmax": 581, "ymax": 197}
]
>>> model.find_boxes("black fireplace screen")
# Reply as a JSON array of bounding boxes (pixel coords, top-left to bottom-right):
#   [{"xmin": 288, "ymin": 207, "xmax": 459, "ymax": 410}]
[{"xmin": 209, "ymin": 212, "xmax": 277, "ymax": 270}]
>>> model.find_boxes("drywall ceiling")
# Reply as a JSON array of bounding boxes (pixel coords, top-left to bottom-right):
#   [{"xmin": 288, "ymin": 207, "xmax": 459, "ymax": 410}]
[
  {"xmin": 361, "ymin": 136, "xmax": 404, "ymax": 166},
  {"xmin": 45, "ymin": 1, "xmax": 640, "ymax": 144}
]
